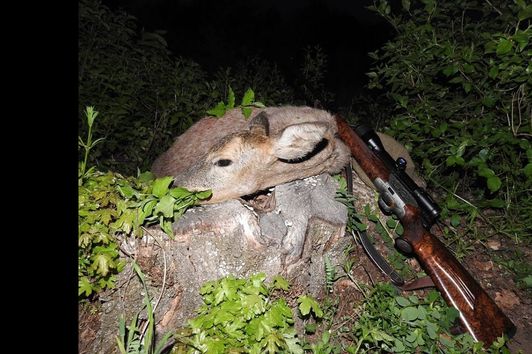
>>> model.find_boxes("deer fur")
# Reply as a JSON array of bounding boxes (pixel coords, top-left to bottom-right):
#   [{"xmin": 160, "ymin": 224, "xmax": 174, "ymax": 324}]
[{"xmin": 152, "ymin": 106, "xmax": 421, "ymax": 203}]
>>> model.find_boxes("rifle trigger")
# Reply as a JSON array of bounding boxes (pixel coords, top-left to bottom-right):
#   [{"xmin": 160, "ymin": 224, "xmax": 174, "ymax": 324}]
[
  {"xmin": 352, "ymin": 230, "xmax": 405, "ymax": 286},
  {"xmin": 378, "ymin": 196, "xmax": 393, "ymax": 214}
]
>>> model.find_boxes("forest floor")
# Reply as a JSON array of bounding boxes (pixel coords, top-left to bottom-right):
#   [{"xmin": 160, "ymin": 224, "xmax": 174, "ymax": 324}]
[
  {"xmin": 332, "ymin": 222, "xmax": 532, "ymax": 353},
  {"xmin": 79, "ymin": 194, "xmax": 531, "ymax": 353}
]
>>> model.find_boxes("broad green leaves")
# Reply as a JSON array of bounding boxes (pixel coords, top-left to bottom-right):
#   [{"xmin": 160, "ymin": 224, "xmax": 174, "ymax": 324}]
[
  {"xmin": 79, "ymin": 167, "xmax": 211, "ymax": 299},
  {"xmin": 174, "ymin": 275, "xmax": 510, "ymax": 353},
  {"xmin": 176, "ymin": 273, "xmax": 305, "ymax": 353},
  {"xmin": 351, "ymin": 283, "xmax": 500, "ymax": 353},
  {"xmin": 367, "ymin": 0, "xmax": 531, "ymax": 248},
  {"xmin": 151, "ymin": 176, "xmax": 174, "ymax": 197}
]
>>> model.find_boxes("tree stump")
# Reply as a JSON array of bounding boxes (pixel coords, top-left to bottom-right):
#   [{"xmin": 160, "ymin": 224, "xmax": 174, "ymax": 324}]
[{"xmin": 79, "ymin": 173, "xmax": 377, "ymax": 354}]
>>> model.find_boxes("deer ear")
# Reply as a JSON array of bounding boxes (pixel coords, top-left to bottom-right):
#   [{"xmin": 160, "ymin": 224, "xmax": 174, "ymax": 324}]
[
  {"xmin": 273, "ymin": 122, "xmax": 328, "ymax": 160},
  {"xmin": 248, "ymin": 111, "xmax": 270, "ymax": 136}
]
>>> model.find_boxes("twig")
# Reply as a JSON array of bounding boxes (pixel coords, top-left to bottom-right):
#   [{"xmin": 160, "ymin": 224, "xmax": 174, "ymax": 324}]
[
  {"xmin": 344, "ymin": 267, "xmax": 368, "ymax": 299},
  {"xmin": 484, "ymin": 0, "xmax": 503, "ymax": 16}
]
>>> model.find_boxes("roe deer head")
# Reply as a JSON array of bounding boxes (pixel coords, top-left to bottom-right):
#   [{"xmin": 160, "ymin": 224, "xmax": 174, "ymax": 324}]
[
  {"xmin": 151, "ymin": 106, "xmax": 422, "ymax": 203},
  {"xmin": 152, "ymin": 106, "xmax": 351, "ymax": 203}
]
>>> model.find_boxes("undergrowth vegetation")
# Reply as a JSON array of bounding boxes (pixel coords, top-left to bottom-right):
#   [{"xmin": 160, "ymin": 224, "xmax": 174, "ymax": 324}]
[
  {"xmin": 365, "ymin": 0, "xmax": 531, "ymax": 255},
  {"xmin": 79, "ymin": 0, "xmax": 216, "ymax": 174},
  {"xmin": 173, "ymin": 273, "xmax": 305, "ymax": 353},
  {"xmin": 78, "ymin": 107, "xmax": 211, "ymax": 299},
  {"xmin": 165, "ymin": 274, "xmax": 509, "ymax": 353},
  {"xmin": 79, "ymin": 0, "xmax": 528, "ymax": 352}
]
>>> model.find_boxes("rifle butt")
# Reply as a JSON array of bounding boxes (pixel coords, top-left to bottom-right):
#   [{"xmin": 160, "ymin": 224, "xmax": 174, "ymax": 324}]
[{"xmin": 403, "ymin": 207, "xmax": 516, "ymax": 346}]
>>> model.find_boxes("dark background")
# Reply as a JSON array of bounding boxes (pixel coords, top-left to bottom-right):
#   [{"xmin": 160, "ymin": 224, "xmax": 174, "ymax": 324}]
[{"xmin": 101, "ymin": 0, "xmax": 394, "ymax": 109}]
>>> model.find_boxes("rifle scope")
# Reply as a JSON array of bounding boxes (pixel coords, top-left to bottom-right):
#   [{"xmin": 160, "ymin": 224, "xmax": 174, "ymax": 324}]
[{"xmin": 354, "ymin": 125, "xmax": 441, "ymax": 227}]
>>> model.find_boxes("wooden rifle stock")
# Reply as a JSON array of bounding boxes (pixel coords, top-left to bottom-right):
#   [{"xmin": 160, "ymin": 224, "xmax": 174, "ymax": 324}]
[{"xmin": 335, "ymin": 115, "xmax": 516, "ymax": 346}]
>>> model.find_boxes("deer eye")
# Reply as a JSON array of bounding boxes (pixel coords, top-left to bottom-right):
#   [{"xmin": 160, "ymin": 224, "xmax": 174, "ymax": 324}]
[{"xmin": 214, "ymin": 159, "xmax": 233, "ymax": 167}]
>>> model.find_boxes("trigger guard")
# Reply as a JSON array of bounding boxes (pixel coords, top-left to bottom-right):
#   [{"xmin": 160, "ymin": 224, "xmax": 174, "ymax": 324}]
[{"xmin": 378, "ymin": 197, "xmax": 393, "ymax": 215}]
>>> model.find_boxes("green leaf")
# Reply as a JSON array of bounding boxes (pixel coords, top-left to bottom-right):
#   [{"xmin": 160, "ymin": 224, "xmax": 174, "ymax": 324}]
[
  {"xmin": 446, "ymin": 155, "xmax": 465, "ymax": 166},
  {"xmin": 85, "ymin": 106, "xmax": 98, "ymax": 127},
  {"xmin": 117, "ymin": 184, "xmax": 136, "ymax": 199},
  {"xmin": 518, "ymin": 5, "xmax": 532, "ymax": 21},
  {"xmin": 267, "ymin": 302, "xmax": 292, "ymax": 327},
  {"xmin": 401, "ymin": 306, "xmax": 419, "ymax": 321},
  {"xmin": 512, "ymin": 31, "xmax": 529, "ymax": 51},
  {"xmin": 462, "ymin": 82, "xmax": 472, "ymax": 93},
  {"xmin": 285, "ymin": 334, "xmax": 304, "ymax": 354},
  {"xmin": 154, "ymin": 194, "xmax": 176, "ymax": 218},
  {"xmin": 304, "ymin": 323, "xmax": 317, "ymax": 334},
  {"xmin": 91, "ymin": 253, "xmax": 113, "ymax": 276},
  {"xmin": 395, "ymin": 223, "xmax": 404, "ymax": 236},
  {"xmin": 481, "ymin": 95, "xmax": 497, "ymax": 108},
  {"xmin": 241, "ymin": 88, "xmax": 255, "ymax": 106},
  {"xmin": 401, "ymin": 0, "xmax": 410, "ymax": 11},
  {"xmin": 480, "ymin": 198, "xmax": 505, "ymax": 208},
  {"xmin": 450, "ymin": 214, "xmax": 461, "ymax": 227},
  {"xmin": 515, "ymin": 0, "xmax": 526, "ymax": 8},
  {"xmin": 204, "ymin": 338, "xmax": 225, "ymax": 353},
  {"xmin": 251, "ymin": 101, "xmax": 266, "ymax": 108},
  {"xmin": 392, "ymin": 339, "xmax": 406, "ymax": 352},
  {"xmin": 524, "ymin": 163, "xmax": 532, "ymax": 178},
  {"xmin": 207, "ymin": 101, "xmax": 227, "ymax": 117},
  {"xmin": 242, "ymin": 106, "xmax": 252, "ymax": 119},
  {"xmin": 227, "ymin": 86, "xmax": 235, "ymax": 108},
  {"xmin": 395, "ymin": 296, "xmax": 411, "ymax": 307},
  {"xmin": 496, "ymin": 39, "xmax": 513, "ymax": 56},
  {"xmin": 478, "ymin": 148, "xmax": 489, "ymax": 161},
  {"xmin": 488, "ymin": 66, "xmax": 499, "ymax": 79},
  {"xmin": 425, "ymin": 321, "xmax": 438, "ymax": 339},
  {"xmin": 488, "ymin": 198, "xmax": 506, "ymax": 209},
  {"xmin": 392, "ymin": 94, "xmax": 408, "ymax": 108},
  {"xmin": 169, "ymin": 187, "xmax": 192, "ymax": 199},
  {"xmin": 463, "ymin": 63, "xmax": 475, "ymax": 74},
  {"xmin": 142, "ymin": 199, "xmax": 158, "ymax": 215},
  {"xmin": 405, "ymin": 330, "xmax": 418, "ymax": 343},
  {"xmin": 522, "ymin": 274, "xmax": 532, "ymax": 288},
  {"xmin": 195, "ymin": 189, "xmax": 213, "ymax": 200},
  {"xmin": 298, "ymin": 296, "xmax": 312, "ymax": 316},
  {"xmin": 386, "ymin": 218, "xmax": 398, "ymax": 229},
  {"xmin": 416, "ymin": 305, "xmax": 427, "ymax": 319},
  {"xmin": 79, "ymin": 277, "xmax": 93, "ymax": 296},
  {"xmin": 442, "ymin": 65, "xmax": 458, "ymax": 77},
  {"xmin": 137, "ymin": 171, "xmax": 155, "ymax": 183},
  {"xmin": 297, "ymin": 295, "xmax": 323, "ymax": 318},
  {"xmin": 408, "ymin": 295, "xmax": 419, "ymax": 304},
  {"xmin": 478, "ymin": 166, "xmax": 494, "ymax": 178},
  {"xmin": 249, "ymin": 272, "xmax": 267, "ymax": 289},
  {"xmin": 487, "ymin": 176, "xmax": 502, "ymax": 192},
  {"xmin": 448, "ymin": 76, "xmax": 463, "ymax": 84},
  {"xmin": 271, "ymin": 275, "xmax": 290, "ymax": 291},
  {"xmin": 426, "ymin": 290, "xmax": 439, "ymax": 303},
  {"xmin": 152, "ymin": 176, "xmax": 174, "ymax": 197}
]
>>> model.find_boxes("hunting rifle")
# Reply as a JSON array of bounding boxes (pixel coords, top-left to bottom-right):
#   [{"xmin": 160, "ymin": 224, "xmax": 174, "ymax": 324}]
[{"xmin": 335, "ymin": 115, "xmax": 516, "ymax": 346}]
